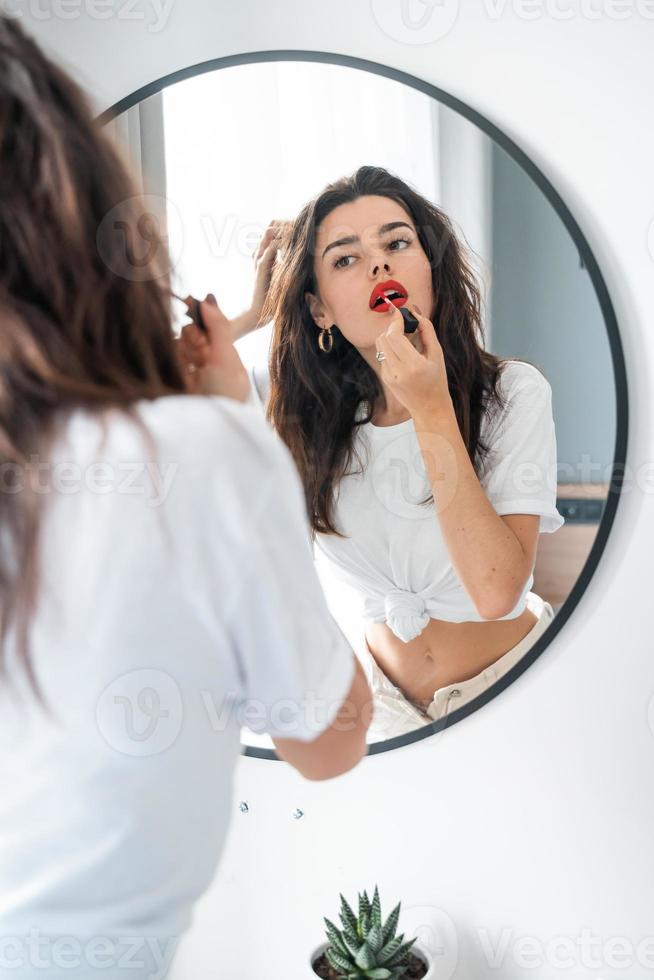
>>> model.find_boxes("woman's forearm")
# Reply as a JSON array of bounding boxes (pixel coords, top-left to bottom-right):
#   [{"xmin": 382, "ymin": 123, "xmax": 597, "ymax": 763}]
[
  {"xmin": 229, "ymin": 309, "xmax": 262, "ymax": 343},
  {"xmin": 412, "ymin": 403, "xmax": 530, "ymax": 620}
]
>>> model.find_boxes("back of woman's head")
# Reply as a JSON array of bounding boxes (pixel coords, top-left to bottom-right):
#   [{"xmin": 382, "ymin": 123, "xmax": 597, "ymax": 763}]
[
  {"xmin": 0, "ymin": 16, "xmax": 183, "ymax": 409},
  {"xmin": 262, "ymin": 164, "xmax": 509, "ymax": 537},
  {"xmin": 0, "ymin": 16, "xmax": 184, "ymax": 698}
]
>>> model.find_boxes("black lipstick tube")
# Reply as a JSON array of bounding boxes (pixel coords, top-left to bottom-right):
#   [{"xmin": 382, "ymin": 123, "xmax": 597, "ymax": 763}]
[{"xmin": 399, "ymin": 306, "xmax": 419, "ymax": 333}]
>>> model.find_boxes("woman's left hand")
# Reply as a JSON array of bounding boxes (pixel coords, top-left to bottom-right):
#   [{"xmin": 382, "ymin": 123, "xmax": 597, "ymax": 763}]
[{"xmin": 374, "ymin": 302, "xmax": 453, "ymax": 419}]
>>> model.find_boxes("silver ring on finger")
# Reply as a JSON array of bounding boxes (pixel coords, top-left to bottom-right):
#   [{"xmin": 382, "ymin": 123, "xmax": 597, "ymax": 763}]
[{"xmin": 375, "ymin": 350, "xmax": 387, "ymax": 362}]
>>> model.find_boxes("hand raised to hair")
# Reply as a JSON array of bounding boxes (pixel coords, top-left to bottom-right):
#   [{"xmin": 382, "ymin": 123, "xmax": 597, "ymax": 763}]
[{"xmin": 249, "ymin": 219, "xmax": 291, "ymax": 326}]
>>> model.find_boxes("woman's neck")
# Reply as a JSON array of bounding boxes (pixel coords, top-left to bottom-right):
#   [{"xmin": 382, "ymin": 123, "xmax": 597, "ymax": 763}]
[{"xmin": 371, "ymin": 391, "xmax": 411, "ymax": 425}]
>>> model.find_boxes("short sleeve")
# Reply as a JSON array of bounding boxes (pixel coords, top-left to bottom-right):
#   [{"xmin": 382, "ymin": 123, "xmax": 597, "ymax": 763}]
[
  {"xmin": 221, "ymin": 418, "xmax": 355, "ymax": 742},
  {"xmin": 479, "ymin": 367, "xmax": 565, "ymax": 534}
]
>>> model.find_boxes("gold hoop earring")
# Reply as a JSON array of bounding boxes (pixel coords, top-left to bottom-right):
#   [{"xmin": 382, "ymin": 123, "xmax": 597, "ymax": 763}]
[{"xmin": 318, "ymin": 325, "xmax": 334, "ymax": 353}]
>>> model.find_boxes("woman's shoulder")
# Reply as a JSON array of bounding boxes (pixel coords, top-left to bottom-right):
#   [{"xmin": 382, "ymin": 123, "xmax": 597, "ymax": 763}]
[
  {"xmin": 480, "ymin": 359, "xmax": 552, "ymax": 439},
  {"xmin": 57, "ymin": 394, "xmax": 288, "ymax": 474},
  {"xmin": 496, "ymin": 358, "xmax": 552, "ymax": 396},
  {"xmin": 138, "ymin": 393, "xmax": 271, "ymax": 446},
  {"xmin": 142, "ymin": 394, "xmax": 300, "ymax": 480}
]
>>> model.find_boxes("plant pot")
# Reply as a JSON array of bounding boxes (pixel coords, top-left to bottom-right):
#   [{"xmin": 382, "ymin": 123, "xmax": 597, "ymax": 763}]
[{"xmin": 309, "ymin": 939, "xmax": 435, "ymax": 979}]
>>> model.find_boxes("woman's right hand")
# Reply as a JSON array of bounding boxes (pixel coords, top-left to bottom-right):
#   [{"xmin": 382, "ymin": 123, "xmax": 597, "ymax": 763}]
[{"xmin": 175, "ymin": 294, "xmax": 252, "ymax": 403}]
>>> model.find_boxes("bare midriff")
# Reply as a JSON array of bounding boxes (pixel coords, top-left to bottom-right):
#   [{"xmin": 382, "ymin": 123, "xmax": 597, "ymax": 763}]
[{"xmin": 364, "ymin": 605, "xmax": 539, "ymax": 711}]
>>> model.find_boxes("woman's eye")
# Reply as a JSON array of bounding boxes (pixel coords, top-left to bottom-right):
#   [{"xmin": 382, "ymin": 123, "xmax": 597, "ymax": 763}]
[
  {"xmin": 333, "ymin": 254, "xmax": 355, "ymax": 269},
  {"xmin": 387, "ymin": 237, "xmax": 411, "ymax": 251}
]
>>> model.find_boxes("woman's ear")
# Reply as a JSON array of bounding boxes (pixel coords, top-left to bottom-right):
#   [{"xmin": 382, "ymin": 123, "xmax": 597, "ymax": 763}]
[{"xmin": 304, "ymin": 291, "xmax": 325, "ymax": 327}]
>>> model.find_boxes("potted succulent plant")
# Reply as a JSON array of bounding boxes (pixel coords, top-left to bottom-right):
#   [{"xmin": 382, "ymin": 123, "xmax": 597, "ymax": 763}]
[{"xmin": 310, "ymin": 885, "xmax": 434, "ymax": 978}]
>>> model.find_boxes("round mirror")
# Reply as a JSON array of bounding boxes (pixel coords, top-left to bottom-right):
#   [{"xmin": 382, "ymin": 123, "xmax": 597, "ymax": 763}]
[{"xmin": 101, "ymin": 54, "xmax": 626, "ymax": 756}]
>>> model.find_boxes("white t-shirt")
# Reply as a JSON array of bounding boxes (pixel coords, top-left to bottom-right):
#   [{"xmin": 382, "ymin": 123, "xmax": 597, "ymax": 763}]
[
  {"xmin": 247, "ymin": 359, "xmax": 564, "ymax": 643},
  {"xmin": 0, "ymin": 394, "xmax": 355, "ymax": 979}
]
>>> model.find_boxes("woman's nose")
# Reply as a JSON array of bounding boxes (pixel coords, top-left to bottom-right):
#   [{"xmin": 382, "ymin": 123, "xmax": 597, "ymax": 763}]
[{"xmin": 370, "ymin": 259, "xmax": 391, "ymax": 277}]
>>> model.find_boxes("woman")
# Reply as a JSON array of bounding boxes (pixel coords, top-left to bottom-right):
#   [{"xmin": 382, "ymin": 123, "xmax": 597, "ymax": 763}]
[
  {"xmin": 183, "ymin": 166, "xmax": 564, "ymax": 741},
  {"xmin": 0, "ymin": 17, "xmax": 369, "ymax": 978}
]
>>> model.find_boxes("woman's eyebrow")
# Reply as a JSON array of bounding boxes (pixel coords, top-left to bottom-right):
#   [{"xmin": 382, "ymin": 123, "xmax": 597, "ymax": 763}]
[{"xmin": 321, "ymin": 221, "xmax": 414, "ymax": 260}]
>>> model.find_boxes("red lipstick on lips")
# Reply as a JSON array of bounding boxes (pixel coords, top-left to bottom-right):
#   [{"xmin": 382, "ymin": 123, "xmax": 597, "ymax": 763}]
[{"xmin": 369, "ymin": 279, "xmax": 408, "ymax": 313}]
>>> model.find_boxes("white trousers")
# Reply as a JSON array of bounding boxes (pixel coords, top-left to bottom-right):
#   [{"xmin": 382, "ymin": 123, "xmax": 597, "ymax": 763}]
[{"xmin": 358, "ymin": 593, "xmax": 556, "ymax": 742}]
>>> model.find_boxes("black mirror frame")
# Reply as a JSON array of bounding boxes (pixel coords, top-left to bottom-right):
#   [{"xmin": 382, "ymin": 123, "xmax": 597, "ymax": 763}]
[{"xmin": 98, "ymin": 49, "xmax": 628, "ymax": 759}]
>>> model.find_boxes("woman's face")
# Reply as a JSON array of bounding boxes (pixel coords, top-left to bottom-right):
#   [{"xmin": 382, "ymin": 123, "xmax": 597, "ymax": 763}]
[{"xmin": 305, "ymin": 194, "xmax": 434, "ymax": 354}]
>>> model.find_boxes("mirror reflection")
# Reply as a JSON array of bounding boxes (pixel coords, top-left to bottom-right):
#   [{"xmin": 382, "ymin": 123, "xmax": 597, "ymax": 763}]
[{"xmin": 107, "ymin": 60, "xmax": 616, "ymax": 748}]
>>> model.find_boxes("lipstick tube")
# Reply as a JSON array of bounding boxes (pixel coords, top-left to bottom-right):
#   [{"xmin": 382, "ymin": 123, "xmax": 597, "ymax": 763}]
[{"xmin": 399, "ymin": 306, "xmax": 419, "ymax": 333}]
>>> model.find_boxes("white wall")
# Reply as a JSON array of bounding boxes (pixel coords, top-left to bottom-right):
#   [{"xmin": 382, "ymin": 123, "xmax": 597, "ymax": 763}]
[{"xmin": 19, "ymin": 3, "xmax": 653, "ymax": 977}]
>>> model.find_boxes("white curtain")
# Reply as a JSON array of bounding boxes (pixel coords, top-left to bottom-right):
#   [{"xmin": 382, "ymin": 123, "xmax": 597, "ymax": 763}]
[{"xmin": 103, "ymin": 92, "xmax": 167, "ymax": 201}]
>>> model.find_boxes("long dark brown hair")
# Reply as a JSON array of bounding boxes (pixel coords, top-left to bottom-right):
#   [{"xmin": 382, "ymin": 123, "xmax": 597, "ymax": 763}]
[
  {"xmin": 262, "ymin": 165, "xmax": 536, "ymax": 538},
  {"xmin": 0, "ymin": 17, "xmax": 186, "ymax": 701}
]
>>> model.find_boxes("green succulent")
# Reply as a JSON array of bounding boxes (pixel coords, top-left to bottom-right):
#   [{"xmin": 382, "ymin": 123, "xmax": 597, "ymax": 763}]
[{"xmin": 322, "ymin": 885, "xmax": 416, "ymax": 979}]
